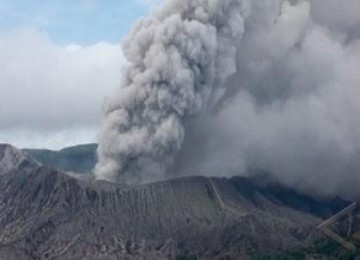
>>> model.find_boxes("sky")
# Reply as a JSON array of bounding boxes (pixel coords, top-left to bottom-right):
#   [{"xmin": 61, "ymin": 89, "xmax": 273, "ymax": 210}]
[
  {"xmin": 0, "ymin": 0, "xmax": 160, "ymax": 149},
  {"xmin": 2, "ymin": 0, "xmax": 360, "ymax": 196}
]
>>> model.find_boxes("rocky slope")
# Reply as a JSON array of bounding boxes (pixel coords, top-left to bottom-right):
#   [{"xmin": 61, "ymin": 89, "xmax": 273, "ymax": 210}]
[
  {"xmin": 0, "ymin": 144, "xmax": 39, "ymax": 176},
  {"xmin": 0, "ymin": 144, "xmax": 355, "ymax": 259}
]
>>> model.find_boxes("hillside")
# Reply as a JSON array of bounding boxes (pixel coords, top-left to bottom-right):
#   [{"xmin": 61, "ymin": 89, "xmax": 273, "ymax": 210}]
[
  {"xmin": 0, "ymin": 144, "xmax": 39, "ymax": 176},
  {"xmin": 0, "ymin": 144, "xmax": 358, "ymax": 259},
  {"xmin": 23, "ymin": 144, "xmax": 97, "ymax": 174}
]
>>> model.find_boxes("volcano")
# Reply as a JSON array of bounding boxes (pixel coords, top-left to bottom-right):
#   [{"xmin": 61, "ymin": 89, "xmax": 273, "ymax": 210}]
[{"xmin": 0, "ymin": 143, "xmax": 357, "ymax": 259}]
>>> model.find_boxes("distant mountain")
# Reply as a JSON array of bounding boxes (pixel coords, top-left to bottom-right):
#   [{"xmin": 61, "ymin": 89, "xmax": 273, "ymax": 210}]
[
  {"xmin": 1, "ymin": 143, "xmax": 358, "ymax": 259},
  {"xmin": 23, "ymin": 143, "xmax": 97, "ymax": 174}
]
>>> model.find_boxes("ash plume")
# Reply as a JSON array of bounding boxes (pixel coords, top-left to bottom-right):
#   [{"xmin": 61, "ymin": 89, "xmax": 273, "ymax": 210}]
[
  {"xmin": 96, "ymin": 0, "xmax": 247, "ymax": 183},
  {"xmin": 97, "ymin": 0, "xmax": 360, "ymax": 198}
]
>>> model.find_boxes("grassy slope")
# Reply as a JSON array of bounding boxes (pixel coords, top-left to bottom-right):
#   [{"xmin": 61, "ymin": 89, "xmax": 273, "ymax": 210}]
[{"xmin": 23, "ymin": 143, "xmax": 97, "ymax": 174}]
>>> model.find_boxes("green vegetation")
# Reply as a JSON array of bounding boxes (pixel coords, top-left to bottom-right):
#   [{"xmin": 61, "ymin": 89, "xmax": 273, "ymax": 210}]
[{"xmin": 23, "ymin": 143, "xmax": 97, "ymax": 174}]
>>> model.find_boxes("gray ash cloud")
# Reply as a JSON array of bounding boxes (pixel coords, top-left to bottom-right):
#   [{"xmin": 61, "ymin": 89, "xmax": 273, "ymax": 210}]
[{"xmin": 96, "ymin": 0, "xmax": 360, "ymax": 198}]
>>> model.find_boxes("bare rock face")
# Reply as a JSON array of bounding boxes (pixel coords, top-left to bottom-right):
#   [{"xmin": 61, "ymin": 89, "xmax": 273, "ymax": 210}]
[
  {"xmin": 0, "ymin": 144, "xmax": 351, "ymax": 259},
  {"xmin": 0, "ymin": 144, "xmax": 39, "ymax": 176}
]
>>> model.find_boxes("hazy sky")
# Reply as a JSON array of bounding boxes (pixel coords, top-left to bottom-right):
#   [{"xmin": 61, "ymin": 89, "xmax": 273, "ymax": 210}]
[{"xmin": 0, "ymin": 0, "xmax": 160, "ymax": 149}]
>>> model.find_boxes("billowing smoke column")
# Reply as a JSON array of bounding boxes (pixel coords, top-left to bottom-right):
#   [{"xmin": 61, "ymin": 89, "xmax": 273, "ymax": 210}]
[
  {"xmin": 97, "ymin": 0, "xmax": 360, "ymax": 198},
  {"xmin": 96, "ymin": 0, "xmax": 248, "ymax": 184}
]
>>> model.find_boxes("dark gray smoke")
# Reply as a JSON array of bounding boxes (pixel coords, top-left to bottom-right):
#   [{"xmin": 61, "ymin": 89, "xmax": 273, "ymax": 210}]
[{"xmin": 97, "ymin": 0, "xmax": 360, "ymax": 198}]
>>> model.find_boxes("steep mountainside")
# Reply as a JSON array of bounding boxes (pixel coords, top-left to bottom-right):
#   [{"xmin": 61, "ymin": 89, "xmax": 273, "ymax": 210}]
[
  {"xmin": 0, "ymin": 144, "xmax": 39, "ymax": 176},
  {"xmin": 23, "ymin": 144, "xmax": 97, "ymax": 174},
  {"xmin": 0, "ymin": 144, "xmax": 356, "ymax": 259}
]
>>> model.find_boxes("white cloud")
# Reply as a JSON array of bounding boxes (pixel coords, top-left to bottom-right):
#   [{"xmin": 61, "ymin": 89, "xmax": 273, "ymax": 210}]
[{"xmin": 0, "ymin": 27, "xmax": 124, "ymax": 149}]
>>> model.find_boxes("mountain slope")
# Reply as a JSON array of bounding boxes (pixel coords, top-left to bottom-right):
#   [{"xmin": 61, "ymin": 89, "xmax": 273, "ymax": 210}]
[
  {"xmin": 0, "ymin": 144, "xmax": 39, "ymax": 176},
  {"xmin": 23, "ymin": 144, "xmax": 97, "ymax": 174},
  {"xmin": 0, "ymin": 144, "xmax": 355, "ymax": 259}
]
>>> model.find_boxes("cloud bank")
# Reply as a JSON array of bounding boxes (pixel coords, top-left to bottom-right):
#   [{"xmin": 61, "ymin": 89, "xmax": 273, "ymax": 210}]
[
  {"xmin": 96, "ymin": 0, "xmax": 360, "ymax": 198},
  {"xmin": 0, "ymin": 28, "xmax": 123, "ymax": 149}
]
